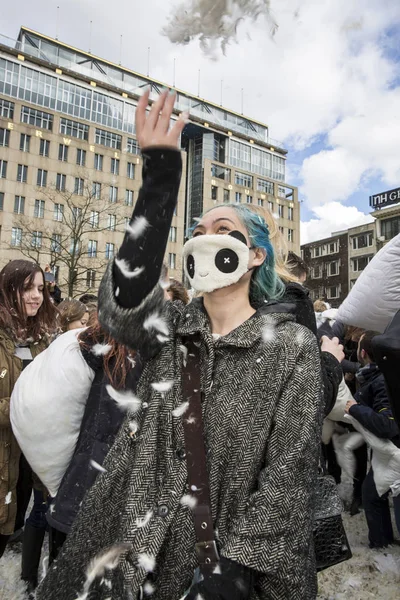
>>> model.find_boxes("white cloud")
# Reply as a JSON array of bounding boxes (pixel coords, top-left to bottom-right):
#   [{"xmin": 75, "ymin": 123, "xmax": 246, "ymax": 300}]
[{"xmin": 301, "ymin": 202, "xmax": 374, "ymax": 244}]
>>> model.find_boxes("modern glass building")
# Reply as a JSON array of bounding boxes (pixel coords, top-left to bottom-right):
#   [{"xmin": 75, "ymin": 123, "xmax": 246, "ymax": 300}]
[{"xmin": 0, "ymin": 27, "xmax": 299, "ymax": 293}]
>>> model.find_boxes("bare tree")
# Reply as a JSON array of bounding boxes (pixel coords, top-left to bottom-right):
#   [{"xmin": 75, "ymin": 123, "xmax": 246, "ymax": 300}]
[{"xmin": 12, "ymin": 176, "xmax": 126, "ymax": 298}]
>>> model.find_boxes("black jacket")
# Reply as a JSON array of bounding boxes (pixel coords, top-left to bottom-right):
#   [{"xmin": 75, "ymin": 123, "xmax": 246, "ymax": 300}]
[
  {"xmin": 47, "ymin": 341, "xmax": 142, "ymax": 534},
  {"xmin": 373, "ymin": 309, "xmax": 400, "ymax": 429},
  {"xmin": 349, "ymin": 363, "xmax": 400, "ymax": 445}
]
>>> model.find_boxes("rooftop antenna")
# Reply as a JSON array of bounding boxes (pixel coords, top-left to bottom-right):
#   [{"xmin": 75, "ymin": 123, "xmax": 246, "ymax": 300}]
[
  {"xmin": 119, "ymin": 35, "xmax": 123, "ymax": 66},
  {"xmin": 89, "ymin": 21, "xmax": 93, "ymax": 54},
  {"xmin": 147, "ymin": 47, "xmax": 150, "ymax": 77},
  {"xmin": 56, "ymin": 5, "xmax": 60, "ymax": 40},
  {"xmin": 220, "ymin": 79, "xmax": 223, "ymax": 106},
  {"xmin": 197, "ymin": 69, "xmax": 201, "ymax": 97},
  {"xmin": 173, "ymin": 58, "xmax": 176, "ymax": 88}
]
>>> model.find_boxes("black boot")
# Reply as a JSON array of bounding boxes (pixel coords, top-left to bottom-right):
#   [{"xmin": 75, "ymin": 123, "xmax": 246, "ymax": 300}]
[{"xmin": 21, "ymin": 523, "xmax": 46, "ymax": 596}]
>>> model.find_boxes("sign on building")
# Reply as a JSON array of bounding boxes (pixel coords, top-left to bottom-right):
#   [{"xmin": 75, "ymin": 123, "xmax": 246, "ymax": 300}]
[{"xmin": 370, "ymin": 187, "xmax": 400, "ymax": 209}]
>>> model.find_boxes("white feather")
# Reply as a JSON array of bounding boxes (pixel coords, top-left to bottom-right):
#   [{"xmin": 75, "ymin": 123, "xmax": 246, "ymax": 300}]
[
  {"xmin": 129, "ymin": 421, "xmax": 139, "ymax": 435},
  {"xmin": 213, "ymin": 564, "xmax": 222, "ymax": 575},
  {"xmin": 151, "ymin": 380, "xmax": 174, "ymax": 393},
  {"xmin": 106, "ymin": 385, "xmax": 142, "ymax": 413},
  {"xmin": 172, "ymin": 401, "xmax": 190, "ymax": 417},
  {"xmin": 262, "ymin": 322, "xmax": 276, "ymax": 343},
  {"xmin": 115, "ymin": 258, "xmax": 145, "ymax": 279},
  {"xmin": 143, "ymin": 581, "xmax": 155, "ymax": 596},
  {"xmin": 143, "ymin": 313, "xmax": 169, "ymax": 336},
  {"xmin": 90, "ymin": 460, "xmax": 107, "ymax": 473},
  {"xmin": 5, "ymin": 492, "xmax": 11, "ymax": 504},
  {"xmin": 91, "ymin": 343, "xmax": 112, "ymax": 357},
  {"xmin": 75, "ymin": 543, "xmax": 131, "ymax": 600},
  {"xmin": 179, "ymin": 344, "xmax": 188, "ymax": 366},
  {"xmin": 180, "ymin": 494, "xmax": 197, "ymax": 509},
  {"xmin": 137, "ymin": 552, "xmax": 156, "ymax": 572},
  {"xmin": 136, "ymin": 510, "xmax": 153, "ymax": 528},
  {"xmin": 157, "ymin": 334, "xmax": 169, "ymax": 344},
  {"xmin": 126, "ymin": 216, "xmax": 149, "ymax": 239}
]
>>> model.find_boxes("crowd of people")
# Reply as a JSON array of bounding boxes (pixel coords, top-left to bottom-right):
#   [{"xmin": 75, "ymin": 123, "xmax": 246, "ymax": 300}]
[{"xmin": 0, "ymin": 91, "xmax": 399, "ymax": 600}]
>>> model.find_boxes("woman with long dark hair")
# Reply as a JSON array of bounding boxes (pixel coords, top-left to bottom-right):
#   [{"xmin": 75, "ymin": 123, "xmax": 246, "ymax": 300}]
[
  {"xmin": 37, "ymin": 92, "xmax": 324, "ymax": 600},
  {"xmin": 0, "ymin": 260, "xmax": 57, "ymax": 559}
]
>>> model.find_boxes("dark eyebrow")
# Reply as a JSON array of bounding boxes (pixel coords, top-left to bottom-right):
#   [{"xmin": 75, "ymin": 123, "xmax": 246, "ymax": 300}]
[{"xmin": 193, "ymin": 217, "xmax": 236, "ymax": 230}]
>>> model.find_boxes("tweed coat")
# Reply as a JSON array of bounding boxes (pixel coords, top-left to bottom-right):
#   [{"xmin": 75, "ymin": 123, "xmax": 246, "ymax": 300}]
[
  {"xmin": 0, "ymin": 329, "xmax": 47, "ymax": 535},
  {"xmin": 37, "ymin": 274, "xmax": 323, "ymax": 600}
]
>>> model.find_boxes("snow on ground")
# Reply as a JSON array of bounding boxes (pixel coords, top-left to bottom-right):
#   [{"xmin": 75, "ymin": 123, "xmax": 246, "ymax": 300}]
[{"xmin": 1, "ymin": 509, "xmax": 400, "ymax": 599}]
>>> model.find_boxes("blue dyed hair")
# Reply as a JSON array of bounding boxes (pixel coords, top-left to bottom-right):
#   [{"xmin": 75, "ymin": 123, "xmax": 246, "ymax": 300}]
[{"xmin": 194, "ymin": 204, "xmax": 285, "ymax": 304}]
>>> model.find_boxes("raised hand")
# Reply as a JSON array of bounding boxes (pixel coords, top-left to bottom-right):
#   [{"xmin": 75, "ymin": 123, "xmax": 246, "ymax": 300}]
[{"xmin": 135, "ymin": 89, "xmax": 187, "ymax": 150}]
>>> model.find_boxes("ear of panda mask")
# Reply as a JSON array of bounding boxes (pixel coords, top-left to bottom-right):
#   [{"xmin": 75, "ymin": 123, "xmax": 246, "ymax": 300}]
[{"xmin": 183, "ymin": 230, "xmax": 251, "ymax": 293}]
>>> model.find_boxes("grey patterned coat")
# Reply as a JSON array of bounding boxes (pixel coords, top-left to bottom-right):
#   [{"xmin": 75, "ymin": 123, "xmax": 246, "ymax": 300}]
[{"xmin": 37, "ymin": 279, "xmax": 323, "ymax": 600}]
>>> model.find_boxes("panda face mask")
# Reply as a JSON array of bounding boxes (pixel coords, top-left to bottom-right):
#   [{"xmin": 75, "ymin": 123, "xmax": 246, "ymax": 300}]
[{"xmin": 183, "ymin": 230, "xmax": 251, "ymax": 293}]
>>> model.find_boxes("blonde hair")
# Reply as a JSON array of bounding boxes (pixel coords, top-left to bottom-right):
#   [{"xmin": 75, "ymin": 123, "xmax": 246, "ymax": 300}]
[{"xmin": 314, "ymin": 299, "xmax": 328, "ymax": 313}]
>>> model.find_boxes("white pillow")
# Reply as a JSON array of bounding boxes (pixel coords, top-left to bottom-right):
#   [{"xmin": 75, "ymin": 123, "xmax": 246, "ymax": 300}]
[
  {"xmin": 11, "ymin": 329, "xmax": 95, "ymax": 497},
  {"xmin": 337, "ymin": 233, "xmax": 400, "ymax": 333}
]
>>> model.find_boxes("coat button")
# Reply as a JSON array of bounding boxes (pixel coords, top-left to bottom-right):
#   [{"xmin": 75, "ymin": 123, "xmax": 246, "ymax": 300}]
[
  {"xmin": 176, "ymin": 447, "xmax": 186, "ymax": 460},
  {"xmin": 158, "ymin": 504, "xmax": 169, "ymax": 518}
]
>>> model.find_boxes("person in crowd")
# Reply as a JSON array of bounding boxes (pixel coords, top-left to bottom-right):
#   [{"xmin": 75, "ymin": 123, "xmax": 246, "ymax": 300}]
[
  {"xmin": 45, "ymin": 315, "xmax": 142, "ymax": 563},
  {"xmin": 79, "ymin": 293, "xmax": 98, "ymax": 305},
  {"xmin": 345, "ymin": 330, "xmax": 400, "ymax": 547},
  {"xmin": 0, "ymin": 260, "xmax": 57, "ymax": 565},
  {"xmin": 286, "ymin": 251, "xmax": 309, "ymax": 284},
  {"xmin": 44, "ymin": 266, "xmax": 62, "ymax": 305},
  {"xmin": 166, "ymin": 279, "xmax": 190, "ymax": 304},
  {"xmin": 373, "ymin": 309, "xmax": 400, "ymax": 428},
  {"xmin": 38, "ymin": 91, "xmax": 325, "ymax": 600},
  {"xmin": 57, "ymin": 300, "xmax": 90, "ymax": 333}
]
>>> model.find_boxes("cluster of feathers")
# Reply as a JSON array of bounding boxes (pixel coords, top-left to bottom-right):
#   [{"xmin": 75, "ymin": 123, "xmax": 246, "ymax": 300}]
[{"xmin": 162, "ymin": 0, "xmax": 278, "ymax": 58}]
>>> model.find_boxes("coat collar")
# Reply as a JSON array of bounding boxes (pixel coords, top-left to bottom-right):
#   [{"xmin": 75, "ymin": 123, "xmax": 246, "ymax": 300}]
[{"xmin": 176, "ymin": 298, "xmax": 297, "ymax": 348}]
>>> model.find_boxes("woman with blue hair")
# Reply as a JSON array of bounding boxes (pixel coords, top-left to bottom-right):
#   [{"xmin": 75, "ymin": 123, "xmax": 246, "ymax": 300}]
[{"xmin": 38, "ymin": 91, "xmax": 324, "ymax": 600}]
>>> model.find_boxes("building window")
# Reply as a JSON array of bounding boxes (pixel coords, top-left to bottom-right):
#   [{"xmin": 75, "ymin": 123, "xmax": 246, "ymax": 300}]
[
  {"xmin": 287, "ymin": 228, "xmax": 294, "ymax": 242},
  {"xmin": 127, "ymin": 162, "xmax": 135, "ymax": 179},
  {"xmin": 257, "ymin": 178, "xmax": 274, "ymax": 194},
  {"xmin": 88, "ymin": 240, "xmax": 98, "ymax": 258},
  {"xmin": 235, "ymin": 192, "xmax": 242, "ymax": 203},
  {"xmin": 0, "ymin": 99, "xmax": 14, "ymax": 119},
  {"xmin": 211, "ymin": 164, "xmax": 231, "ymax": 181},
  {"xmin": 235, "ymin": 171, "xmax": 253, "ymax": 187},
  {"xmin": 76, "ymin": 148, "xmax": 86, "ymax": 166},
  {"xmin": 21, "ymin": 106, "xmax": 53, "ymax": 130},
  {"xmin": 168, "ymin": 253, "xmax": 176, "ymax": 270},
  {"xmin": 246, "ymin": 195, "xmax": 253, "ymax": 204},
  {"xmin": 350, "ymin": 279, "xmax": 357, "ymax": 289},
  {"xmin": 92, "ymin": 182, "xmax": 101, "ymax": 199},
  {"xmin": 211, "ymin": 185, "xmax": 218, "ymax": 200},
  {"xmin": 54, "ymin": 203, "xmax": 64, "ymax": 222},
  {"xmin": 278, "ymin": 204, "xmax": 284, "ymax": 218},
  {"xmin": 69, "ymin": 238, "xmax": 81, "ymax": 256},
  {"xmin": 352, "ymin": 256, "xmax": 373, "ymax": 272},
  {"xmin": 90, "ymin": 211, "xmax": 99, "ymax": 228},
  {"xmin": 86, "ymin": 269, "xmax": 96, "ymax": 288},
  {"xmin": 0, "ymin": 160, "xmax": 8, "ymax": 179},
  {"xmin": 31, "ymin": 231, "xmax": 42, "ymax": 249},
  {"xmin": 111, "ymin": 158, "xmax": 120, "ymax": 175},
  {"xmin": 223, "ymin": 189, "xmax": 230, "ymax": 203},
  {"xmin": 60, "ymin": 118, "xmax": 89, "ymax": 140},
  {"xmin": 327, "ymin": 285, "xmax": 341, "ymax": 300},
  {"xmin": 312, "ymin": 246, "xmax": 322, "ymax": 258},
  {"xmin": 11, "ymin": 227, "xmax": 22, "ymax": 247},
  {"xmin": 268, "ymin": 201, "xmax": 274, "ymax": 212},
  {"xmin": 169, "ymin": 226, "xmax": 177, "ymax": 242},
  {"xmin": 17, "ymin": 164, "xmax": 28, "ymax": 183},
  {"xmin": 327, "ymin": 241, "xmax": 339, "ymax": 254},
  {"xmin": 352, "ymin": 232, "xmax": 373, "ymax": 249},
  {"xmin": 37, "ymin": 169, "xmax": 47, "ymax": 187},
  {"xmin": 311, "ymin": 265, "xmax": 322, "ymax": 279},
  {"xmin": 109, "ymin": 186, "xmax": 118, "ymax": 203},
  {"xmin": 58, "ymin": 144, "xmax": 69, "ymax": 162},
  {"xmin": 56, "ymin": 173, "xmax": 66, "ymax": 192},
  {"xmin": 14, "ymin": 195, "xmax": 25, "ymax": 214},
  {"xmin": 0, "ymin": 128, "xmax": 10, "ymax": 147},
  {"xmin": 0, "ymin": 192, "xmax": 3, "ymax": 211},
  {"xmin": 39, "ymin": 139, "xmax": 50, "ymax": 157},
  {"xmin": 95, "ymin": 128, "xmax": 122, "ymax": 150},
  {"xmin": 20, "ymin": 133, "xmax": 31, "ymax": 152},
  {"xmin": 72, "ymin": 207, "xmax": 82, "ymax": 226},
  {"xmin": 125, "ymin": 190, "xmax": 134, "ymax": 206},
  {"xmin": 107, "ymin": 214, "xmax": 116, "ymax": 231},
  {"xmin": 380, "ymin": 217, "xmax": 400, "ymax": 241},
  {"xmin": 127, "ymin": 138, "xmax": 140, "ymax": 154},
  {"xmin": 51, "ymin": 233, "xmax": 62, "ymax": 253},
  {"xmin": 257, "ymin": 198, "xmax": 264, "ymax": 207},
  {"xmin": 74, "ymin": 177, "xmax": 84, "ymax": 195},
  {"xmin": 279, "ymin": 226, "xmax": 284, "ymax": 234},
  {"xmin": 94, "ymin": 153, "xmax": 103, "ymax": 171},
  {"xmin": 105, "ymin": 242, "xmax": 115, "ymax": 259},
  {"xmin": 34, "ymin": 199, "xmax": 45, "ymax": 218},
  {"xmin": 288, "ymin": 207, "xmax": 294, "ymax": 220},
  {"xmin": 328, "ymin": 260, "xmax": 339, "ymax": 276}
]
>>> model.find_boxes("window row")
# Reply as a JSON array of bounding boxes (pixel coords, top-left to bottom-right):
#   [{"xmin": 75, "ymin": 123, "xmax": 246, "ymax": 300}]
[
  {"xmin": 310, "ymin": 241, "xmax": 339, "ymax": 258},
  {"xmin": 310, "ymin": 285, "xmax": 342, "ymax": 301},
  {"xmin": 210, "ymin": 185, "xmax": 294, "ymax": 220},
  {"xmin": 10, "ymin": 228, "xmax": 118, "ymax": 257},
  {"xmin": 310, "ymin": 260, "xmax": 341, "ymax": 279}
]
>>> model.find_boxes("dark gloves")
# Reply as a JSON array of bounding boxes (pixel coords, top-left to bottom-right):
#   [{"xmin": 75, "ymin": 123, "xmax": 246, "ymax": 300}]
[{"xmin": 185, "ymin": 557, "xmax": 254, "ymax": 600}]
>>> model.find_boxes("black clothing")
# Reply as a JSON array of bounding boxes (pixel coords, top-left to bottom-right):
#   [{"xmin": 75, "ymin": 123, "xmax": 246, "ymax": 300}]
[
  {"xmin": 373, "ymin": 309, "xmax": 400, "ymax": 428},
  {"xmin": 362, "ymin": 469, "xmax": 400, "ymax": 548},
  {"xmin": 186, "ymin": 557, "xmax": 254, "ymax": 600}
]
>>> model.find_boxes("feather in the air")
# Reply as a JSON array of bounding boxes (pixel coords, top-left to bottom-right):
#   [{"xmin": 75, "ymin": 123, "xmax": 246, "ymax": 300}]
[
  {"xmin": 172, "ymin": 401, "xmax": 189, "ymax": 417},
  {"xmin": 106, "ymin": 385, "xmax": 142, "ymax": 413},
  {"xmin": 180, "ymin": 494, "xmax": 198, "ymax": 509},
  {"xmin": 90, "ymin": 460, "xmax": 107, "ymax": 473},
  {"xmin": 136, "ymin": 510, "xmax": 153, "ymax": 528},
  {"xmin": 151, "ymin": 381, "xmax": 174, "ymax": 393},
  {"xmin": 91, "ymin": 343, "xmax": 112, "ymax": 356},
  {"xmin": 74, "ymin": 543, "xmax": 131, "ymax": 600},
  {"xmin": 137, "ymin": 552, "xmax": 156, "ymax": 572},
  {"xmin": 143, "ymin": 313, "xmax": 169, "ymax": 336},
  {"xmin": 126, "ymin": 216, "xmax": 149, "ymax": 239},
  {"xmin": 115, "ymin": 258, "xmax": 145, "ymax": 279}
]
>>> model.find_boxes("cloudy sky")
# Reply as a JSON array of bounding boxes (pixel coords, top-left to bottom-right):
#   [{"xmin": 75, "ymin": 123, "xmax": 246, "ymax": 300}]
[{"xmin": 2, "ymin": 0, "xmax": 400, "ymax": 242}]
